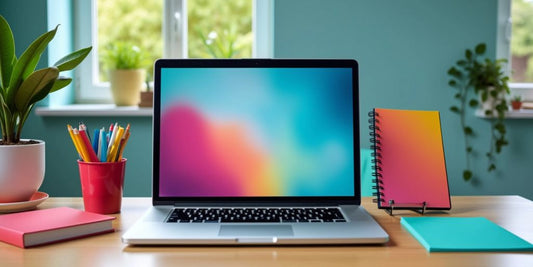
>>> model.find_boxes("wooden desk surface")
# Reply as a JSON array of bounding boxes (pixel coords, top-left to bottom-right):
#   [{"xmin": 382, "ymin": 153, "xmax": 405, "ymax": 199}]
[{"xmin": 1, "ymin": 196, "xmax": 532, "ymax": 266}]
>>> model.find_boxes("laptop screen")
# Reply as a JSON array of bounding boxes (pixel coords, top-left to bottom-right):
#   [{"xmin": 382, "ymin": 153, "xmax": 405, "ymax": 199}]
[{"xmin": 154, "ymin": 59, "xmax": 359, "ymax": 202}]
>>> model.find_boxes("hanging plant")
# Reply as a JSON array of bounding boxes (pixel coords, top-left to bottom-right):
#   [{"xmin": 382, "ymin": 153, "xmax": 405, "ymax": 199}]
[{"xmin": 447, "ymin": 43, "xmax": 510, "ymax": 181}]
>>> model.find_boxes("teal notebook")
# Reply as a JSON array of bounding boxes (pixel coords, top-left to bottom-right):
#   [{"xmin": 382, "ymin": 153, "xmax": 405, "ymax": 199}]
[{"xmin": 401, "ymin": 217, "xmax": 533, "ymax": 252}]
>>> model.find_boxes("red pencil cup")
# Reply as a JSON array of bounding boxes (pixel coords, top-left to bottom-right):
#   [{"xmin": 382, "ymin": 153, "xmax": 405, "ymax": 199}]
[{"xmin": 77, "ymin": 159, "xmax": 126, "ymax": 214}]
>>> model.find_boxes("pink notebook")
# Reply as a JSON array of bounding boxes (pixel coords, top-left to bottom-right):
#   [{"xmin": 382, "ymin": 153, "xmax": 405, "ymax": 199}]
[
  {"xmin": 369, "ymin": 108, "xmax": 451, "ymax": 211},
  {"xmin": 0, "ymin": 207, "xmax": 114, "ymax": 248}
]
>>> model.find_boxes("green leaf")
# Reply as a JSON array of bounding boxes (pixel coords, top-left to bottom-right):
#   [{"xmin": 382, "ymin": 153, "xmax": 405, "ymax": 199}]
[
  {"xmin": 456, "ymin": 60, "xmax": 467, "ymax": 66},
  {"xmin": 447, "ymin": 67, "xmax": 462, "ymax": 79},
  {"xmin": 54, "ymin": 47, "xmax": 92, "ymax": 72},
  {"xmin": 488, "ymin": 164, "xmax": 496, "ymax": 172},
  {"xmin": 497, "ymin": 104, "xmax": 507, "ymax": 112},
  {"xmin": 450, "ymin": 106, "xmax": 460, "ymax": 113},
  {"xmin": 463, "ymin": 170, "xmax": 472, "ymax": 181},
  {"xmin": 481, "ymin": 91, "xmax": 488, "ymax": 102},
  {"xmin": 28, "ymin": 79, "xmax": 56, "ymax": 105},
  {"xmin": 495, "ymin": 137, "xmax": 508, "ymax": 149},
  {"xmin": 496, "ymin": 142, "xmax": 503, "ymax": 153},
  {"xmin": 447, "ymin": 67, "xmax": 456, "ymax": 75},
  {"xmin": 464, "ymin": 126, "xmax": 473, "ymax": 135},
  {"xmin": 485, "ymin": 110, "xmax": 493, "ymax": 116},
  {"xmin": 465, "ymin": 49, "xmax": 472, "ymax": 60},
  {"xmin": 475, "ymin": 43, "xmax": 486, "ymax": 55},
  {"xmin": 102, "ymin": 42, "xmax": 147, "ymax": 70},
  {"xmin": 448, "ymin": 80, "xmax": 457, "ymax": 87},
  {"xmin": 14, "ymin": 67, "xmax": 59, "ymax": 112},
  {"xmin": 469, "ymin": 99, "xmax": 479, "ymax": 107},
  {"xmin": 0, "ymin": 15, "xmax": 15, "ymax": 90},
  {"xmin": 494, "ymin": 122, "xmax": 505, "ymax": 134},
  {"xmin": 454, "ymin": 93, "xmax": 461, "ymax": 99},
  {"xmin": 50, "ymin": 76, "xmax": 72, "ymax": 93},
  {"xmin": 466, "ymin": 146, "xmax": 472, "ymax": 153},
  {"xmin": 6, "ymin": 25, "xmax": 58, "ymax": 106}
]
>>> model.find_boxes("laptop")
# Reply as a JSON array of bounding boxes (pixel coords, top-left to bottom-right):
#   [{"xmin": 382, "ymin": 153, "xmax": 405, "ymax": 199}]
[{"xmin": 122, "ymin": 59, "xmax": 389, "ymax": 245}]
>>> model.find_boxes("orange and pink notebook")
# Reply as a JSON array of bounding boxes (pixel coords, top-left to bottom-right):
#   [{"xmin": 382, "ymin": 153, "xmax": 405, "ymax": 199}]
[{"xmin": 369, "ymin": 108, "xmax": 451, "ymax": 211}]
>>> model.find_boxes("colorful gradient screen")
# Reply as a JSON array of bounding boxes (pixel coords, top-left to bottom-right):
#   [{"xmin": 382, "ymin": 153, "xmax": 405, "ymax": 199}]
[{"xmin": 159, "ymin": 67, "xmax": 355, "ymax": 197}]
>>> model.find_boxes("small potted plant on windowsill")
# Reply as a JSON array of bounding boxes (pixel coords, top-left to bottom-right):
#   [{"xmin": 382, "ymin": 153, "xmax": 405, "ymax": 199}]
[
  {"xmin": 510, "ymin": 95, "xmax": 522, "ymax": 110},
  {"xmin": 138, "ymin": 78, "xmax": 153, "ymax": 108},
  {"xmin": 102, "ymin": 42, "xmax": 149, "ymax": 106},
  {"xmin": 0, "ymin": 16, "xmax": 91, "ymax": 203}
]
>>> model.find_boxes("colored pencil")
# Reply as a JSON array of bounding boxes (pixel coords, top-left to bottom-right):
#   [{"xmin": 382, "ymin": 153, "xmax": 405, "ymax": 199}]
[{"xmin": 79, "ymin": 128, "xmax": 99, "ymax": 162}]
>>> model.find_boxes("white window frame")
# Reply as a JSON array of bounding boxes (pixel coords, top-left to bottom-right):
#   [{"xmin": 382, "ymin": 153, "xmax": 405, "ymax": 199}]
[{"xmin": 73, "ymin": 0, "xmax": 273, "ymax": 103}]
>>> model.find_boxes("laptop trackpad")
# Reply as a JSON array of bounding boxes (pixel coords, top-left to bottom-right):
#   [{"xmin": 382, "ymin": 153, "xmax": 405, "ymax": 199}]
[{"xmin": 219, "ymin": 225, "xmax": 294, "ymax": 236}]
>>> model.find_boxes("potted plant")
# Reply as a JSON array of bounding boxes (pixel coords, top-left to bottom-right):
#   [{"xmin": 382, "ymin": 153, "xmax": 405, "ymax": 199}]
[
  {"xmin": 511, "ymin": 95, "xmax": 522, "ymax": 110},
  {"xmin": 101, "ymin": 42, "xmax": 148, "ymax": 106},
  {"xmin": 138, "ymin": 80, "xmax": 153, "ymax": 108},
  {"xmin": 0, "ymin": 16, "xmax": 91, "ymax": 202},
  {"xmin": 447, "ymin": 43, "xmax": 510, "ymax": 181}
]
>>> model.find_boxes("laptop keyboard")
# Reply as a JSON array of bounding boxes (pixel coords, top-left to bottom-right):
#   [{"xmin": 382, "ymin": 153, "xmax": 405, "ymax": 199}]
[{"xmin": 166, "ymin": 207, "xmax": 347, "ymax": 223}]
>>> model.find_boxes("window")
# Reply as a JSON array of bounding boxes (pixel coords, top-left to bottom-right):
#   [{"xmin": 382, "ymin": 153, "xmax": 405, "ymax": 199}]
[
  {"xmin": 510, "ymin": 0, "xmax": 533, "ymax": 84},
  {"xmin": 73, "ymin": 0, "xmax": 272, "ymax": 103},
  {"xmin": 499, "ymin": 0, "xmax": 533, "ymax": 95}
]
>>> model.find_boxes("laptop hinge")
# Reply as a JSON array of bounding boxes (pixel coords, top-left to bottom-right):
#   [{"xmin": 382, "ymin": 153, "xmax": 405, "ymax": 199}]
[{"xmin": 171, "ymin": 202, "xmax": 355, "ymax": 207}]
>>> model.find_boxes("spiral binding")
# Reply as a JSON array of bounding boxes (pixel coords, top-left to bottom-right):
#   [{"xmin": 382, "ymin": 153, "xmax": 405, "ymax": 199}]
[{"xmin": 368, "ymin": 110, "xmax": 385, "ymax": 205}]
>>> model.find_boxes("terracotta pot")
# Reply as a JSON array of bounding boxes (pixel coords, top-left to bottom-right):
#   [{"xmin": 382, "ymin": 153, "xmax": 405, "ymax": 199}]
[
  {"xmin": 0, "ymin": 140, "xmax": 45, "ymax": 203},
  {"xmin": 109, "ymin": 69, "xmax": 146, "ymax": 106},
  {"xmin": 511, "ymin": 101, "xmax": 522, "ymax": 110},
  {"xmin": 138, "ymin": 91, "xmax": 153, "ymax": 107}
]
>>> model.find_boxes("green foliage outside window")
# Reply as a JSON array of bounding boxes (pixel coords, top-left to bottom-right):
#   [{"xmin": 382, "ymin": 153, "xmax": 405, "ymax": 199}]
[
  {"xmin": 511, "ymin": 0, "xmax": 533, "ymax": 56},
  {"xmin": 187, "ymin": 0, "xmax": 252, "ymax": 59},
  {"xmin": 97, "ymin": 0, "xmax": 252, "ymax": 82},
  {"xmin": 97, "ymin": 0, "xmax": 162, "ymax": 82},
  {"xmin": 511, "ymin": 0, "xmax": 533, "ymax": 82}
]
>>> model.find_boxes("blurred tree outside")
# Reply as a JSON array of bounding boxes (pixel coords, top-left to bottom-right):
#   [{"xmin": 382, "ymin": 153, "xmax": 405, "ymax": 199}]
[
  {"xmin": 97, "ymin": 0, "xmax": 252, "ymax": 83},
  {"xmin": 98, "ymin": 0, "xmax": 162, "ymax": 82},
  {"xmin": 187, "ymin": 0, "xmax": 252, "ymax": 58},
  {"xmin": 511, "ymin": 0, "xmax": 533, "ymax": 82}
]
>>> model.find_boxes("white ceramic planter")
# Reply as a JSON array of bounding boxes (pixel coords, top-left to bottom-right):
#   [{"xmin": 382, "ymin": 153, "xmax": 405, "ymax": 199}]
[
  {"xmin": 479, "ymin": 87, "xmax": 506, "ymax": 115},
  {"xmin": 0, "ymin": 140, "xmax": 45, "ymax": 203}
]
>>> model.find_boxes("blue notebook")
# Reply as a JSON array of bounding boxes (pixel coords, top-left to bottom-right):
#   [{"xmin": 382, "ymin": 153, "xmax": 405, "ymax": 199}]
[{"xmin": 401, "ymin": 217, "xmax": 533, "ymax": 252}]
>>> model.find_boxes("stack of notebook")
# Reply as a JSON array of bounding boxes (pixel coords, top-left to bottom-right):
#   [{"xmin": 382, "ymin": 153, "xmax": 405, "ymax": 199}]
[{"xmin": 401, "ymin": 217, "xmax": 533, "ymax": 252}]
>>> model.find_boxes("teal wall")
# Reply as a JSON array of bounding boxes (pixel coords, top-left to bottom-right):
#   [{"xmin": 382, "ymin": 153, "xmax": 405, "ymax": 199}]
[
  {"xmin": 0, "ymin": 0, "xmax": 48, "ymax": 67},
  {"xmin": 274, "ymin": 0, "xmax": 533, "ymax": 199},
  {"xmin": 1, "ymin": 0, "xmax": 532, "ymax": 199}
]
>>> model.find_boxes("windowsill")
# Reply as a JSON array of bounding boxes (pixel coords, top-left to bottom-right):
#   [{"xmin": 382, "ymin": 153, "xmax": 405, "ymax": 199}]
[
  {"xmin": 475, "ymin": 109, "xmax": 533, "ymax": 119},
  {"xmin": 509, "ymin": 83, "xmax": 533, "ymax": 90},
  {"xmin": 35, "ymin": 104, "xmax": 153, "ymax": 117}
]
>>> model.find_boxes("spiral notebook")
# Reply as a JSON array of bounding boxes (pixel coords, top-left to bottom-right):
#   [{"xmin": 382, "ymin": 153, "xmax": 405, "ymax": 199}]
[{"xmin": 369, "ymin": 108, "xmax": 451, "ymax": 213}]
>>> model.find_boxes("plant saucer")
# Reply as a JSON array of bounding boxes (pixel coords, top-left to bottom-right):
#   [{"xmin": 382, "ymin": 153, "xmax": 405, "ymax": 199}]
[{"xmin": 0, "ymin": 192, "xmax": 49, "ymax": 213}]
